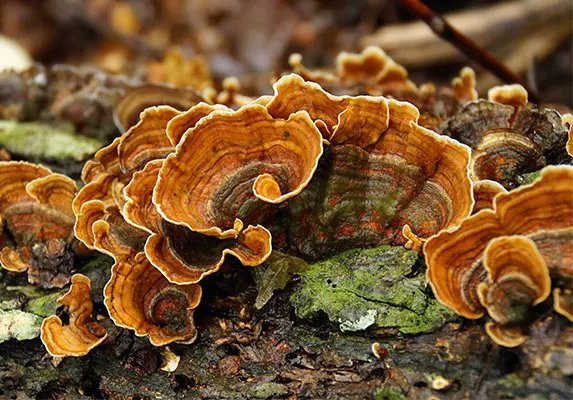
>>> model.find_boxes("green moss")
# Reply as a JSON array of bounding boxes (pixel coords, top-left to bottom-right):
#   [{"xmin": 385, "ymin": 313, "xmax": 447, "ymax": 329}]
[
  {"xmin": 0, "ymin": 120, "xmax": 103, "ymax": 161},
  {"xmin": 516, "ymin": 170, "xmax": 542, "ymax": 186},
  {"xmin": 373, "ymin": 385, "xmax": 406, "ymax": 400},
  {"xmin": 290, "ymin": 246, "xmax": 455, "ymax": 334},
  {"xmin": 25, "ymin": 291, "xmax": 64, "ymax": 317},
  {"xmin": 0, "ymin": 309, "xmax": 43, "ymax": 343}
]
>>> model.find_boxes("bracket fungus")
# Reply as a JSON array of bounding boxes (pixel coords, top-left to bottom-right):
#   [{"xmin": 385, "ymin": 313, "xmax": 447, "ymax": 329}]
[
  {"xmin": 425, "ymin": 166, "xmax": 573, "ymax": 338},
  {"xmin": 442, "ymin": 85, "xmax": 571, "ymax": 189},
  {"xmin": 104, "ymin": 252, "xmax": 202, "ymax": 346},
  {"xmin": 471, "ymin": 180, "xmax": 507, "ymax": 214},
  {"xmin": 41, "ymin": 274, "xmax": 107, "ymax": 357},
  {"xmin": 478, "ymin": 236, "xmax": 551, "ymax": 347},
  {"xmin": 0, "ymin": 161, "xmax": 79, "ymax": 288},
  {"xmin": 288, "ymin": 48, "xmax": 477, "ymax": 132},
  {"xmin": 563, "ymin": 113, "xmax": 573, "ymax": 157},
  {"xmin": 265, "ymin": 75, "xmax": 473, "ymax": 259},
  {"xmin": 154, "ymin": 103, "xmax": 324, "ymax": 237}
]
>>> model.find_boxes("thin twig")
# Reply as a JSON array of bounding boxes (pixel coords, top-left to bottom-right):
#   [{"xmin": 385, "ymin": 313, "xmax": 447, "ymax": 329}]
[{"xmin": 399, "ymin": 0, "xmax": 540, "ymax": 103}]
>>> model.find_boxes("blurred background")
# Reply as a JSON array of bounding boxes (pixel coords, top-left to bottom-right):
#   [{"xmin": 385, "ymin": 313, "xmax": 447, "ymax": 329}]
[{"xmin": 0, "ymin": 0, "xmax": 571, "ymax": 105}]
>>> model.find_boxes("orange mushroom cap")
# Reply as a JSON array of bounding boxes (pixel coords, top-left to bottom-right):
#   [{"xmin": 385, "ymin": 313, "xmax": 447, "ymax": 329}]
[
  {"xmin": 477, "ymin": 236, "xmax": 551, "ymax": 347},
  {"xmin": 0, "ymin": 162, "xmax": 78, "ymax": 287},
  {"xmin": 278, "ymin": 92, "xmax": 472, "ymax": 259},
  {"xmin": 471, "ymin": 180, "xmax": 507, "ymax": 214},
  {"xmin": 41, "ymin": 274, "xmax": 107, "ymax": 357},
  {"xmin": 104, "ymin": 252, "xmax": 202, "ymax": 346},
  {"xmin": 113, "ymin": 83, "xmax": 204, "ymax": 133},
  {"xmin": 124, "ymin": 157, "xmax": 272, "ymax": 284},
  {"xmin": 154, "ymin": 103, "xmax": 323, "ymax": 239},
  {"xmin": 117, "ymin": 105, "xmax": 180, "ymax": 175},
  {"xmin": 425, "ymin": 165, "xmax": 573, "ymax": 319}
]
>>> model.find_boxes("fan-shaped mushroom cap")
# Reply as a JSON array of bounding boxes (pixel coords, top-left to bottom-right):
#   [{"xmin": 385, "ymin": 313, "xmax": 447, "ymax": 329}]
[
  {"xmin": 288, "ymin": 50, "xmax": 477, "ymax": 132},
  {"xmin": 425, "ymin": 166, "xmax": 573, "ymax": 319},
  {"xmin": 0, "ymin": 162, "xmax": 78, "ymax": 286},
  {"xmin": 278, "ymin": 93, "xmax": 472, "ymax": 259},
  {"xmin": 477, "ymin": 236, "xmax": 550, "ymax": 347},
  {"xmin": 166, "ymin": 103, "xmax": 228, "ymax": 146},
  {"xmin": 113, "ymin": 84, "xmax": 204, "ymax": 133},
  {"xmin": 154, "ymin": 103, "xmax": 323, "ymax": 239},
  {"xmin": 124, "ymin": 151, "xmax": 272, "ymax": 284},
  {"xmin": 117, "ymin": 105, "xmax": 180, "ymax": 174},
  {"xmin": 104, "ymin": 252, "xmax": 202, "ymax": 346},
  {"xmin": 443, "ymin": 86, "xmax": 570, "ymax": 188},
  {"xmin": 472, "ymin": 180, "xmax": 507, "ymax": 214},
  {"xmin": 41, "ymin": 274, "xmax": 107, "ymax": 357}
]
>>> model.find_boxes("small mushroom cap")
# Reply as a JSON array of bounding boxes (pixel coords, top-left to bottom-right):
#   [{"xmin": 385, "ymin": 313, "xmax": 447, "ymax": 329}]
[
  {"xmin": 41, "ymin": 274, "xmax": 107, "ymax": 357},
  {"xmin": 484, "ymin": 322, "xmax": 527, "ymax": 348},
  {"xmin": 425, "ymin": 165, "xmax": 573, "ymax": 319},
  {"xmin": 478, "ymin": 236, "xmax": 551, "ymax": 325},
  {"xmin": 471, "ymin": 180, "xmax": 507, "ymax": 214},
  {"xmin": 443, "ymin": 94, "xmax": 569, "ymax": 189},
  {"xmin": 336, "ymin": 46, "xmax": 415, "ymax": 89},
  {"xmin": 154, "ymin": 103, "xmax": 323, "ymax": 239},
  {"xmin": 0, "ymin": 162, "xmax": 78, "ymax": 281},
  {"xmin": 104, "ymin": 252, "xmax": 202, "ymax": 346},
  {"xmin": 0, "ymin": 161, "xmax": 50, "ymax": 214},
  {"xmin": 563, "ymin": 114, "xmax": 573, "ymax": 156},
  {"xmin": 113, "ymin": 84, "xmax": 204, "ymax": 133},
  {"xmin": 553, "ymin": 288, "xmax": 573, "ymax": 321},
  {"xmin": 487, "ymin": 85, "xmax": 528, "ymax": 108}
]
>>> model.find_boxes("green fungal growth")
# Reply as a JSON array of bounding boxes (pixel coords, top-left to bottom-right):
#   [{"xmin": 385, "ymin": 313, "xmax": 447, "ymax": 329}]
[
  {"xmin": 0, "ymin": 309, "xmax": 43, "ymax": 343},
  {"xmin": 0, "ymin": 120, "xmax": 103, "ymax": 161},
  {"xmin": 290, "ymin": 245, "xmax": 455, "ymax": 334}
]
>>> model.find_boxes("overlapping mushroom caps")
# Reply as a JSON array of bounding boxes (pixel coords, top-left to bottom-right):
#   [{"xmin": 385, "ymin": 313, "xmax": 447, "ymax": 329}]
[
  {"xmin": 0, "ymin": 161, "xmax": 79, "ymax": 288},
  {"xmin": 41, "ymin": 274, "xmax": 107, "ymax": 357},
  {"xmin": 425, "ymin": 166, "xmax": 573, "ymax": 345},
  {"xmin": 265, "ymin": 74, "xmax": 473, "ymax": 259},
  {"xmin": 478, "ymin": 236, "xmax": 551, "ymax": 347},
  {"xmin": 442, "ymin": 85, "xmax": 571, "ymax": 189},
  {"xmin": 288, "ymin": 47, "xmax": 477, "ymax": 131}
]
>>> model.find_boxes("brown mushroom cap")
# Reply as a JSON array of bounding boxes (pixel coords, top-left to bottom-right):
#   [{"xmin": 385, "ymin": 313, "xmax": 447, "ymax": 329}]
[
  {"xmin": 154, "ymin": 103, "xmax": 323, "ymax": 239},
  {"xmin": 443, "ymin": 86, "xmax": 570, "ymax": 189},
  {"xmin": 425, "ymin": 166, "xmax": 573, "ymax": 319},
  {"xmin": 104, "ymin": 252, "xmax": 202, "ymax": 346},
  {"xmin": 41, "ymin": 274, "xmax": 107, "ymax": 357},
  {"xmin": 477, "ymin": 236, "xmax": 550, "ymax": 347}
]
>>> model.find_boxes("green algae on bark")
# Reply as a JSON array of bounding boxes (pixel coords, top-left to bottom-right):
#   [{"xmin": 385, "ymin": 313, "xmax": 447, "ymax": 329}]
[
  {"xmin": 0, "ymin": 120, "xmax": 103, "ymax": 161},
  {"xmin": 0, "ymin": 309, "xmax": 43, "ymax": 343},
  {"xmin": 290, "ymin": 245, "xmax": 455, "ymax": 334}
]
